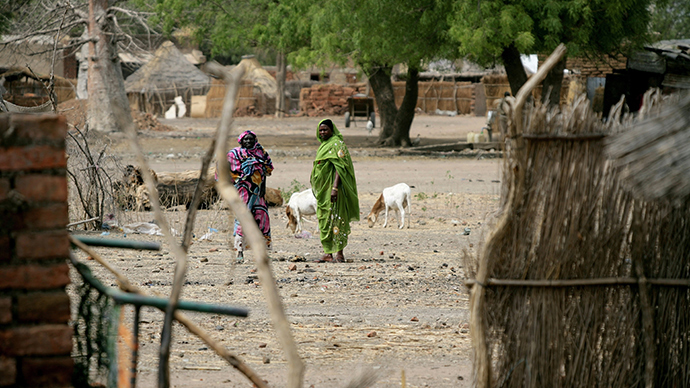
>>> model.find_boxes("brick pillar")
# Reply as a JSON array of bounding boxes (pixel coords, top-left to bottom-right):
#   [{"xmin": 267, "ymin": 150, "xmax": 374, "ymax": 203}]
[{"xmin": 0, "ymin": 114, "xmax": 73, "ymax": 387}]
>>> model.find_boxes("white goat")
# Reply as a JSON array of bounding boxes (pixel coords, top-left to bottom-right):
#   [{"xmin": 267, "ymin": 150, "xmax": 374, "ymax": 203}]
[
  {"xmin": 367, "ymin": 183, "xmax": 411, "ymax": 229},
  {"xmin": 285, "ymin": 188, "xmax": 317, "ymax": 233}
]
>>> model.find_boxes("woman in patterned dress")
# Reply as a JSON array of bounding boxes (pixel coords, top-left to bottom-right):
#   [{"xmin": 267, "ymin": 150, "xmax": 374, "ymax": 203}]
[{"xmin": 227, "ymin": 130, "xmax": 274, "ymax": 260}]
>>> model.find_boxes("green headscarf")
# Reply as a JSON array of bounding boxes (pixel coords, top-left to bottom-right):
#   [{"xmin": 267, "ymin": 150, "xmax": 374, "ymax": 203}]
[{"xmin": 310, "ymin": 119, "xmax": 360, "ymax": 253}]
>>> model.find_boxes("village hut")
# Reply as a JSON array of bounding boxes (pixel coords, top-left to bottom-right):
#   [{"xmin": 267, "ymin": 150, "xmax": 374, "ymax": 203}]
[
  {"xmin": 125, "ymin": 41, "xmax": 210, "ymax": 117},
  {"xmin": 204, "ymin": 55, "xmax": 278, "ymax": 117},
  {"xmin": 0, "ymin": 67, "xmax": 76, "ymax": 112}
]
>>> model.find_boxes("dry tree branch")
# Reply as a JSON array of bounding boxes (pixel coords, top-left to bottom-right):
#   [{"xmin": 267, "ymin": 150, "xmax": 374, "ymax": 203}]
[
  {"xmin": 68, "ymin": 236, "xmax": 269, "ymax": 388},
  {"xmin": 181, "ymin": 137, "xmax": 216, "ymax": 252},
  {"xmin": 107, "ymin": 71, "xmax": 190, "ymax": 387},
  {"xmin": 470, "ymin": 43, "xmax": 567, "ymax": 388},
  {"xmin": 205, "ymin": 60, "xmax": 305, "ymax": 388}
]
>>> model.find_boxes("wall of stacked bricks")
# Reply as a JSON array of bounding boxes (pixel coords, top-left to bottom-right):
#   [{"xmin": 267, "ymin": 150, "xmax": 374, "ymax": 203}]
[{"xmin": 0, "ymin": 114, "xmax": 72, "ymax": 387}]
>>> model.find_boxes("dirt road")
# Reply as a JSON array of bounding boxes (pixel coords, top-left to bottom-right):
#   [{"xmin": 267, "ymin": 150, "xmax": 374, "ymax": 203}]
[{"xmin": 70, "ymin": 114, "xmax": 502, "ymax": 387}]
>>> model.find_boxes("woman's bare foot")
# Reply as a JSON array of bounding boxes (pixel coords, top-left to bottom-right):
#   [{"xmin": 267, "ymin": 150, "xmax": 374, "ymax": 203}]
[{"xmin": 334, "ymin": 253, "xmax": 345, "ymax": 263}]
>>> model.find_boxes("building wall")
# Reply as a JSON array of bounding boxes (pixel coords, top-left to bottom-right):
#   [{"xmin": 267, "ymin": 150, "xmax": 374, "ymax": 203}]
[{"xmin": 0, "ymin": 114, "xmax": 72, "ymax": 387}]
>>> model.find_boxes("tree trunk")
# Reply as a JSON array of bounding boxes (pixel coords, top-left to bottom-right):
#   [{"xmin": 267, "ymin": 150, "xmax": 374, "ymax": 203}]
[
  {"xmin": 275, "ymin": 51, "xmax": 286, "ymax": 118},
  {"xmin": 366, "ymin": 65, "xmax": 397, "ymax": 142},
  {"xmin": 388, "ymin": 68, "xmax": 419, "ymax": 147},
  {"xmin": 541, "ymin": 55, "xmax": 566, "ymax": 106},
  {"xmin": 87, "ymin": 0, "xmax": 134, "ymax": 133},
  {"xmin": 501, "ymin": 43, "xmax": 528, "ymax": 97}
]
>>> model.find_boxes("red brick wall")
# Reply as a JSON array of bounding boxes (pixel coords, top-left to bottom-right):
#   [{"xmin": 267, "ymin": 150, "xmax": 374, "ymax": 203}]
[{"xmin": 0, "ymin": 114, "xmax": 72, "ymax": 387}]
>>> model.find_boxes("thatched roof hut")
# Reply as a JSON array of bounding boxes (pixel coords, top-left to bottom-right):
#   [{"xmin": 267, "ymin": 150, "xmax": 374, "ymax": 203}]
[
  {"xmin": 125, "ymin": 41, "xmax": 210, "ymax": 117},
  {"xmin": 0, "ymin": 67, "xmax": 76, "ymax": 111}
]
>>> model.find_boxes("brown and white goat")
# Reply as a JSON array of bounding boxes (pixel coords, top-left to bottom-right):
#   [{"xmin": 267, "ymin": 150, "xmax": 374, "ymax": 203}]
[{"xmin": 367, "ymin": 183, "xmax": 411, "ymax": 229}]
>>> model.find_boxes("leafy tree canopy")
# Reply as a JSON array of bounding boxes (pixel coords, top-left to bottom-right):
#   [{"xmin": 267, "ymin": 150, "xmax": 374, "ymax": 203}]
[
  {"xmin": 291, "ymin": 0, "xmax": 455, "ymax": 71},
  {"xmin": 450, "ymin": 0, "xmax": 653, "ymax": 66},
  {"xmin": 650, "ymin": 0, "xmax": 690, "ymax": 40},
  {"xmin": 138, "ymin": 0, "xmax": 310, "ymax": 64}
]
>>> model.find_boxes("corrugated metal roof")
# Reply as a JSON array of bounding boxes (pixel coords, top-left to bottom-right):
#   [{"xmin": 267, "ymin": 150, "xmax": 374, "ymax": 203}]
[{"xmin": 628, "ymin": 51, "xmax": 666, "ymax": 73}]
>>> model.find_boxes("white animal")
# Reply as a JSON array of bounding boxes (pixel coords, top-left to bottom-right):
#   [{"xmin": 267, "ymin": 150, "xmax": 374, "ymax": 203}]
[
  {"xmin": 174, "ymin": 96, "xmax": 186, "ymax": 118},
  {"xmin": 367, "ymin": 183, "xmax": 411, "ymax": 229},
  {"xmin": 285, "ymin": 188, "xmax": 317, "ymax": 234},
  {"xmin": 366, "ymin": 120, "xmax": 374, "ymax": 134},
  {"xmin": 164, "ymin": 104, "xmax": 176, "ymax": 119}
]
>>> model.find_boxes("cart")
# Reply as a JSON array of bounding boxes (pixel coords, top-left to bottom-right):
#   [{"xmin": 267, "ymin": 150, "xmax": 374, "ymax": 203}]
[{"xmin": 344, "ymin": 94, "xmax": 375, "ymax": 128}]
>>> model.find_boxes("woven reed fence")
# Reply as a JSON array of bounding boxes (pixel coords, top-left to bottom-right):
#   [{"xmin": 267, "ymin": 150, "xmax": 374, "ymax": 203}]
[
  {"xmin": 467, "ymin": 83, "xmax": 690, "ymax": 387},
  {"xmin": 392, "ymin": 80, "xmax": 475, "ymax": 114},
  {"xmin": 481, "ymin": 74, "xmax": 573, "ymax": 109}
]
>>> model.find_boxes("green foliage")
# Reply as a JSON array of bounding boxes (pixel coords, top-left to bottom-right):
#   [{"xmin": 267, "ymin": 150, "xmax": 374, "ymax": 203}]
[
  {"xmin": 280, "ymin": 179, "xmax": 307, "ymax": 202},
  {"xmin": 415, "ymin": 192, "xmax": 428, "ymax": 200},
  {"xmin": 650, "ymin": 0, "xmax": 690, "ymax": 40},
  {"xmin": 450, "ymin": 0, "xmax": 654, "ymax": 66},
  {"xmin": 297, "ymin": 0, "xmax": 456, "ymax": 71}
]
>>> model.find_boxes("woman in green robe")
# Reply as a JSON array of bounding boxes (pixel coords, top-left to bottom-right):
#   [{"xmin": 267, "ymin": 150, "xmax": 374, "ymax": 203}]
[{"xmin": 311, "ymin": 119, "xmax": 359, "ymax": 262}]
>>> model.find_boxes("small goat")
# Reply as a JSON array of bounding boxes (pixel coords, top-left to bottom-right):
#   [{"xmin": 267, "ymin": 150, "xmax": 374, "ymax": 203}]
[
  {"xmin": 285, "ymin": 188, "xmax": 317, "ymax": 234},
  {"xmin": 367, "ymin": 183, "xmax": 411, "ymax": 229}
]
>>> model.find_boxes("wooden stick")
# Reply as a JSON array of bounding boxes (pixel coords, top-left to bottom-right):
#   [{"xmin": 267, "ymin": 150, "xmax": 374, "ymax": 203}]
[
  {"xmin": 113, "ymin": 75, "xmax": 198, "ymax": 388},
  {"xmin": 632, "ymin": 207, "xmax": 655, "ymax": 388},
  {"xmin": 522, "ymin": 133, "xmax": 607, "ymax": 141},
  {"xmin": 68, "ymin": 235, "xmax": 269, "ymax": 388},
  {"xmin": 470, "ymin": 43, "xmax": 567, "ymax": 388},
  {"xmin": 206, "ymin": 61, "xmax": 305, "ymax": 388},
  {"xmin": 67, "ymin": 216, "xmax": 99, "ymax": 228},
  {"xmin": 514, "ymin": 44, "xmax": 566, "ymax": 136},
  {"xmin": 181, "ymin": 137, "xmax": 217, "ymax": 252},
  {"xmin": 464, "ymin": 277, "xmax": 690, "ymax": 287}
]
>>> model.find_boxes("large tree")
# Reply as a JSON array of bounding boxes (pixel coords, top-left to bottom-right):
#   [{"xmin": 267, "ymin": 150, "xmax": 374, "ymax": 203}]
[
  {"xmin": 650, "ymin": 0, "xmax": 690, "ymax": 40},
  {"xmin": 295, "ymin": 0, "xmax": 454, "ymax": 146},
  {"xmin": 4, "ymin": 0, "xmax": 155, "ymax": 132},
  {"xmin": 450, "ymin": 0, "xmax": 653, "ymax": 106}
]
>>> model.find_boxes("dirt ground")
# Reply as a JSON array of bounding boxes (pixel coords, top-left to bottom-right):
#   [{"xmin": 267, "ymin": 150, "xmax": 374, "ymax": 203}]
[{"xmin": 69, "ymin": 113, "xmax": 504, "ymax": 387}]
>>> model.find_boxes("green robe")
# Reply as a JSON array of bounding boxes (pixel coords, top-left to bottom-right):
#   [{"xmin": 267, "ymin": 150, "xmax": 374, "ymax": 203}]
[{"xmin": 310, "ymin": 119, "xmax": 360, "ymax": 253}]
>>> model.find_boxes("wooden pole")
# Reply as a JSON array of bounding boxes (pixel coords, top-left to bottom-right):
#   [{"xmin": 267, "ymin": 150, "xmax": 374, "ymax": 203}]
[
  {"xmin": 470, "ymin": 43, "xmax": 567, "ymax": 388},
  {"xmin": 206, "ymin": 61, "xmax": 305, "ymax": 388}
]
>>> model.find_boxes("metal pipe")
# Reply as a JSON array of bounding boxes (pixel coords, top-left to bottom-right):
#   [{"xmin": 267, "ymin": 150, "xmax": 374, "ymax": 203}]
[
  {"xmin": 72, "ymin": 235, "xmax": 161, "ymax": 251},
  {"xmin": 70, "ymin": 254, "xmax": 248, "ymax": 317}
]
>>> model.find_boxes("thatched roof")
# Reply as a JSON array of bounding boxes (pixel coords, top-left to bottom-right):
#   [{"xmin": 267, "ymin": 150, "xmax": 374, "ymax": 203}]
[
  {"xmin": 238, "ymin": 56, "xmax": 277, "ymax": 98},
  {"xmin": 0, "ymin": 67, "xmax": 72, "ymax": 84},
  {"xmin": 606, "ymin": 93, "xmax": 690, "ymax": 201},
  {"xmin": 125, "ymin": 41, "xmax": 210, "ymax": 93}
]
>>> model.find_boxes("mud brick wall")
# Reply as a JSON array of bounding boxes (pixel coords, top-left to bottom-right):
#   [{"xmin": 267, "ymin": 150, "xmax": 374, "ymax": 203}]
[
  {"xmin": 0, "ymin": 114, "xmax": 72, "ymax": 387},
  {"xmin": 299, "ymin": 83, "xmax": 369, "ymax": 117}
]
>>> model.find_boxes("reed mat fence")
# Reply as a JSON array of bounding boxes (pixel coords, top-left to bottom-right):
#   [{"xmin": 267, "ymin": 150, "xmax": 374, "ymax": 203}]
[
  {"xmin": 466, "ymin": 90, "xmax": 690, "ymax": 388},
  {"xmin": 392, "ymin": 81, "xmax": 475, "ymax": 114}
]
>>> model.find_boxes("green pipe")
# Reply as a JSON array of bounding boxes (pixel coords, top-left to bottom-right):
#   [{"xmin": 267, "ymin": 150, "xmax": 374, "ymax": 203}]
[
  {"xmin": 72, "ymin": 235, "xmax": 162, "ymax": 251},
  {"xmin": 70, "ymin": 255, "xmax": 248, "ymax": 317}
]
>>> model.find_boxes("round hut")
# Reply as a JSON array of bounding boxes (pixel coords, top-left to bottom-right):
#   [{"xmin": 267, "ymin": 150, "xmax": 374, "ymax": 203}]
[{"xmin": 125, "ymin": 41, "xmax": 210, "ymax": 117}]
